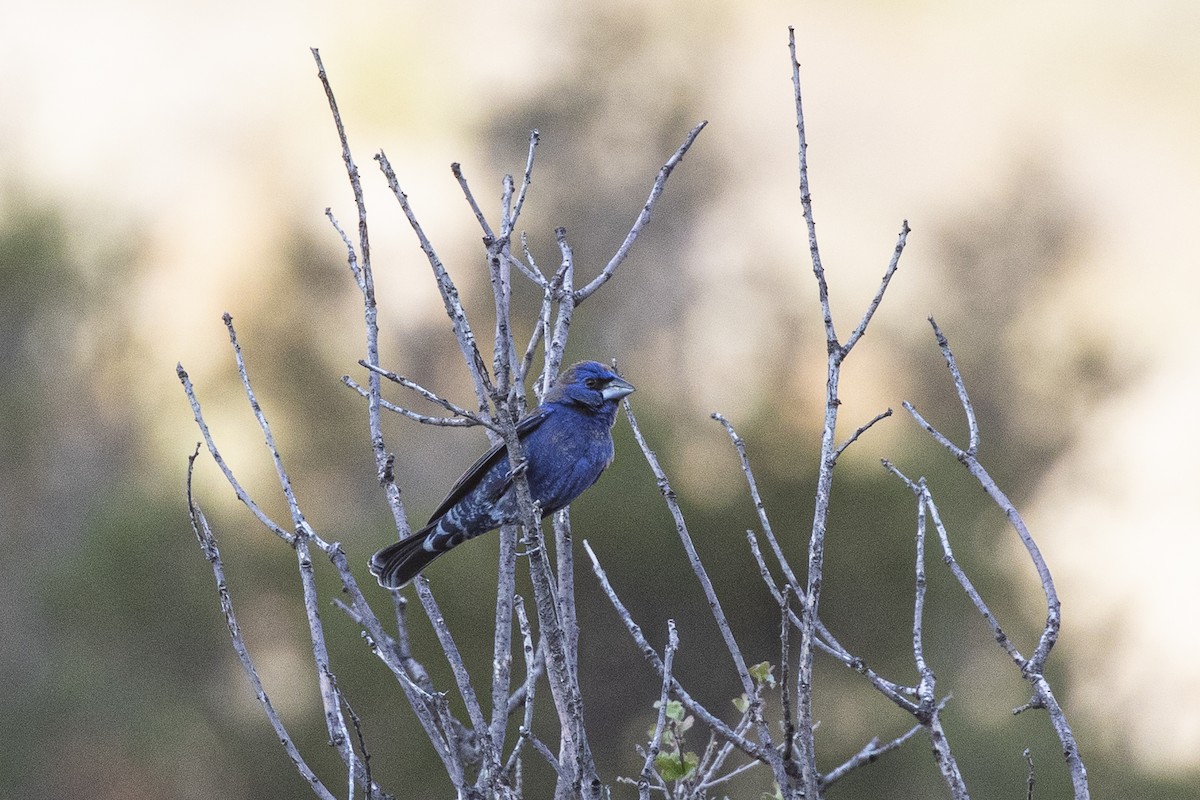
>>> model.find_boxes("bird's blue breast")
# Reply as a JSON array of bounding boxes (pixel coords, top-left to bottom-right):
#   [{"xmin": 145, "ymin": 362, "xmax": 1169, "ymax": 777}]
[{"xmin": 522, "ymin": 404, "xmax": 615, "ymax": 512}]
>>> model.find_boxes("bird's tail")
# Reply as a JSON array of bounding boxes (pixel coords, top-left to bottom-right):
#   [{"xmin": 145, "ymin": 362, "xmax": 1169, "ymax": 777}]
[{"xmin": 369, "ymin": 526, "xmax": 444, "ymax": 589}]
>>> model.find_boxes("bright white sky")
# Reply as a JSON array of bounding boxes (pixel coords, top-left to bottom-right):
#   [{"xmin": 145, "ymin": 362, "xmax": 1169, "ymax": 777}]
[{"xmin": 4, "ymin": 0, "xmax": 1198, "ymax": 774}]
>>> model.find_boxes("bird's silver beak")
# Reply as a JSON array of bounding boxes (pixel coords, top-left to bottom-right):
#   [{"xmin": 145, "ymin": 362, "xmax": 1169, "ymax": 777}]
[{"xmin": 602, "ymin": 376, "xmax": 635, "ymax": 401}]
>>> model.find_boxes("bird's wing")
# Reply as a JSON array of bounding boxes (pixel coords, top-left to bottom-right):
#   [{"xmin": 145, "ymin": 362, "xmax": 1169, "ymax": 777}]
[{"xmin": 424, "ymin": 406, "xmax": 555, "ymax": 524}]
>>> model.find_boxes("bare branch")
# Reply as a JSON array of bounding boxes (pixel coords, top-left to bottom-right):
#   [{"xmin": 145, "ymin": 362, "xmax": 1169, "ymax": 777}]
[
  {"xmin": 490, "ymin": 524, "xmax": 520, "ymax": 756},
  {"xmin": 413, "ymin": 577, "xmax": 504, "ymax": 787},
  {"xmin": 904, "ymin": 321, "xmax": 1063, "ymax": 672},
  {"xmin": 833, "ymin": 407, "xmax": 893, "ymax": 463},
  {"xmin": 779, "ymin": 589, "xmax": 795, "ymax": 765},
  {"xmin": 583, "ymin": 539, "xmax": 775, "ymax": 767},
  {"xmin": 711, "ymin": 413, "xmax": 803, "ymax": 599},
  {"xmin": 312, "ymin": 49, "xmax": 370, "ymax": 279},
  {"xmin": 519, "ymin": 727, "xmax": 566, "ymax": 780},
  {"xmin": 176, "ymin": 364, "xmax": 294, "ymax": 545},
  {"xmin": 358, "ymin": 361, "xmax": 499, "ymax": 430},
  {"xmin": 505, "ymin": 130, "xmax": 540, "ymax": 237},
  {"xmin": 451, "ymin": 161, "xmax": 496, "ymax": 241},
  {"xmin": 324, "ymin": 668, "xmax": 377, "ymax": 800},
  {"xmin": 1025, "ymin": 748, "xmax": 1036, "ymax": 800},
  {"xmin": 638, "ymin": 620, "xmax": 680, "ymax": 800},
  {"xmin": 502, "ymin": 596, "xmax": 539, "ymax": 777},
  {"xmin": 343, "ymin": 376, "xmax": 479, "ymax": 427},
  {"xmin": 623, "ymin": 400, "xmax": 783, "ymax": 780},
  {"xmin": 885, "ymin": 447, "xmax": 1087, "ymax": 797},
  {"xmin": 186, "ymin": 450, "xmax": 337, "ymax": 800},
  {"xmin": 573, "ymin": 120, "xmax": 707, "ymax": 304},
  {"xmin": 376, "ymin": 150, "xmax": 494, "ymax": 411},
  {"xmin": 817, "ymin": 712, "xmax": 934, "ymax": 792},
  {"xmin": 218, "ymin": 314, "xmax": 366, "ymax": 788},
  {"xmin": 313, "ymin": 51, "xmax": 410, "ymax": 537},
  {"xmin": 518, "ymin": 290, "xmax": 551, "ymax": 393},
  {"xmin": 840, "ymin": 221, "xmax": 910, "ymax": 356},
  {"xmin": 742, "ymin": 529, "xmax": 918, "ymax": 714},
  {"xmin": 496, "ymin": 417, "xmax": 598, "ymax": 797},
  {"xmin": 930, "ymin": 316, "xmax": 979, "ymax": 454},
  {"xmin": 789, "ymin": 27, "xmax": 834, "ymax": 348},
  {"xmin": 544, "ymin": 228, "xmax": 576, "ymax": 394},
  {"xmin": 888, "ymin": 466, "xmax": 969, "ymax": 799},
  {"xmin": 220, "ymin": 314, "xmax": 309, "ymax": 534},
  {"xmin": 325, "ymin": 207, "xmax": 364, "ymax": 292},
  {"xmin": 553, "ymin": 510, "xmax": 582, "ymax": 675}
]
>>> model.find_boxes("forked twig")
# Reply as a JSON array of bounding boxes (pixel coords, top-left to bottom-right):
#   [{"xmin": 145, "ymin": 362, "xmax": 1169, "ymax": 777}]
[
  {"xmin": 186, "ymin": 448, "xmax": 338, "ymax": 800},
  {"xmin": 897, "ymin": 320, "xmax": 1088, "ymax": 799}
]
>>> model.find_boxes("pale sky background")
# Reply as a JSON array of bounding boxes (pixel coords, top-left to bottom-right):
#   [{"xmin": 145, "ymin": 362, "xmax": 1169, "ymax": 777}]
[{"xmin": 4, "ymin": 0, "xmax": 1198, "ymax": 783}]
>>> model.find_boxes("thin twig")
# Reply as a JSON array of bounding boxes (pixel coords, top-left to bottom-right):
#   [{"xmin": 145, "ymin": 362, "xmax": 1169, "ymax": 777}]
[
  {"xmin": 186, "ymin": 450, "xmax": 337, "ymax": 800},
  {"xmin": 481, "ymin": 165, "xmax": 520, "ymax": 401},
  {"xmin": 897, "ymin": 469, "xmax": 1025, "ymax": 666},
  {"xmin": 358, "ymin": 361, "xmax": 499, "ymax": 430},
  {"xmin": 220, "ymin": 314, "xmax": 360, "ymax": 786},
  {"xmin": 840, "ymin": 221, "xmax": 910, "ymax": 357},
  {"xmin": 573, "ymin": 121, "xmax": 707, "ymax": 304},
  {"xmin": 553, "ymin": 509, "xmax": 581, "ymax": 674},
  {"xmin": 742, "ymin": 529, "xmax": 917, "ymax": 713},
  {"xmin": 583, "ymin": 539, "xmax": 774, "ymax": 766},
  {"xmin": 414, "ymin": 578, "xmax": 503, "ymax": 784},
  {"xmin": 500, "ymin": 416, "xmax": 597, "ymax": 797},
  {"xmin": 325, "ymin": 207, "xmax": 364, "ymax": 292},
  {"xmin": 832, "ymin": 408, "xmax": 893, "ymax": 463},
  {"xmin": 639, "ymin": 620, "xmax": 680, "ymax": 800},
  {"xmin": 697, "ymin": 713, "xmax": 755, "ymax": 790},
  {"xmin": 790, "ymin": 24, "xmax": 836, "ymax": 797},
  {"xmin": 711, "ymin": 413, "xmax": 800, "ymax": 598},
  {"xmin": 787, "ymin": 28, "xmax": 913, "ymax": 798},
  {"xmin": 779, "ymin": 588, "xmax": 795, "ymax": 765},
  {"xmin": 491, "ymin": 523, "xmax": 520, "ymax": 756},
  {"xmin": 376, "ymin": 150, "xmax": 494, "ymax": 412},
  {"xmin": 1025, "ymin": 748, "xmax": 1036, "ymax": 800},
  {"xmin": 790, "ymin": 27, "xmax": 834, "ymax": 347},
  {"xmin": 176, "ymin": 365, "xmax": 294, "ymax": 544},
  {"xmin": 623, "ymin": 400, "xmax": 783, "ymax": 780},
  {"xmin": 544, "ymin": 228, "xmax": 575, "ymax": 392},
  {"xmin": 451, "ymin": 161, "xmax": 496, "ymax": 241},
  {"xmin": 520, "ymin": 727, "xmax": 566, "ymax": 779},
  {"xmin": 313, "ymin": 50, "xmax": 409, "ymax": 536},
  {"xmin": 506, "ymin": 130, "xmax": 539, "ymax": 237},
  {"xmin": 324, "ymin": 668, "xmax": 381, "ymax": 800},
  {"xmin": 503, "ymin": 596, "xmax": 539, "ymax": 777},
  {"xmin": 817, "ymin": 714, "xmax": 933, "ymax": 792},
  {"xmin": 904, "ymin": 321, "xmax": 1067, "ymax": 676},
  {"xmin": 519, "ymin": 290, "xmax": 551, "ymax": 392},
  {"xmin": 699, "ymin": 757, "xmax": 766, "ymax": 792},
  {"xmin": 343, "ymin": 376, "xmax": 479, "ymax": 427}
]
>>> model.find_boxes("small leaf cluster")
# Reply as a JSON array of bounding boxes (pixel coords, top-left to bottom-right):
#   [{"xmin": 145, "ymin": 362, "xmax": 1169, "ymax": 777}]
[{"xmin": 652, "ymin": 699, "xmax": 699, "ymax": 782}]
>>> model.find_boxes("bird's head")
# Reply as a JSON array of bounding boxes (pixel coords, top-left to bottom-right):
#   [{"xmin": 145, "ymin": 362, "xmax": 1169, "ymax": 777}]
[{"xmin": 546, "ymin": 361, "xmax": 635, "ymax": 411}]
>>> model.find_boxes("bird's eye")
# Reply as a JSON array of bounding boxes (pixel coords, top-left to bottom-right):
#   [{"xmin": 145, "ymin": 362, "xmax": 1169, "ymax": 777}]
[{"xmin": 584, "ymin": 377, "xmax": 601, "ymax": 389}]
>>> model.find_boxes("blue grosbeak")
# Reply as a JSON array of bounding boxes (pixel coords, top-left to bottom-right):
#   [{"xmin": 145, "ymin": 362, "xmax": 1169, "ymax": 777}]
[{"xmin": 370, "ymin": 361, "xmax": 635, "ymax": 589}]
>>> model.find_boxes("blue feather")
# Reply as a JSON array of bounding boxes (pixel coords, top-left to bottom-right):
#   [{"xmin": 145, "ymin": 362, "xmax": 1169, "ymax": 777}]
[{"xmin": 369, "ymin": 361, "xmax": 634, "ymax": 588}]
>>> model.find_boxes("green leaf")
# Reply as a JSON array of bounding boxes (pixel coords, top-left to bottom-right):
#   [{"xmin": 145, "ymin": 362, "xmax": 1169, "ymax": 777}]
[
  {"xmin": 733, "ymin": 693, "xmax": 750, "ymax": 713},
  {"xmin": 750, "ymin": 661, "xmax": 776, "ymax": 689},
  {"xmin": 655, "ymin": 750, "xmax": 699, "ymax": 782}
]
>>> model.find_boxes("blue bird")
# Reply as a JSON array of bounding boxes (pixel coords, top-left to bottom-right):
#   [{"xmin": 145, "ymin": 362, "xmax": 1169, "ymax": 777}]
[{"xmin": 369, "ymin": 361, "xmax": 635, "ymax": 589}]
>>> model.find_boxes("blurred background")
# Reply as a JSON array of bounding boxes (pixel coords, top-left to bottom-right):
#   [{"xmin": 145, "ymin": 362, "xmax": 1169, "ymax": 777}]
[{"xmin": 2, "ymin": 1, "xmax": 1197, "ymax": 797}]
